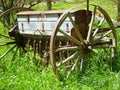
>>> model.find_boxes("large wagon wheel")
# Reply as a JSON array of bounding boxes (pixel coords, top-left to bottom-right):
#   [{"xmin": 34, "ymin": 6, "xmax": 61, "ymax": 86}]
[
  {"xmin": 0, "ymin": 7, "xmax": 33, "ymax": 60},
  {"xmin": 50, "ymin": 5, "xmax": 117, "ymax": 79}
]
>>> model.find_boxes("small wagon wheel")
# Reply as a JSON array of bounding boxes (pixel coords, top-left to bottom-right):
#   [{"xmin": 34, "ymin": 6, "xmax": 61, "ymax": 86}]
[
  {"xmin": 50, "ymin": 5, "xmax": 117, "ymax": 79},
  {"xmin": 0, "ymin": 7, "xmax": 33, "ymax": 30},
  {"xmin": 0, "ymin": 7, "xmax": 33, "ymax": 60}
]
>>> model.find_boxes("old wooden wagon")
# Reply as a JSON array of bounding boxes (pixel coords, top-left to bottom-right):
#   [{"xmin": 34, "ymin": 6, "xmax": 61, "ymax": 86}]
[{"xmin": 0, "ymin": 1, "xmax": 117, "ymax": 79}]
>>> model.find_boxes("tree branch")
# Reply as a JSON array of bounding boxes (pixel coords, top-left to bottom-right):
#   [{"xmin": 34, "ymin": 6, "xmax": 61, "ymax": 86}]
[{"xmin": 28, "ymin": 0, "xmax": 43, "ymax": 8}]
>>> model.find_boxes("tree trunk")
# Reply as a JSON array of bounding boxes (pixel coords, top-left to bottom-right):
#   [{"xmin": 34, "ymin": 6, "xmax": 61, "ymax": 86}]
[
  {"xmin": 117, "ymin": 0, "xmax": 120, "ymax": 21},
  {"xmin": 46, "ymin": 1, "xmax": 52, "ymax": 10}
]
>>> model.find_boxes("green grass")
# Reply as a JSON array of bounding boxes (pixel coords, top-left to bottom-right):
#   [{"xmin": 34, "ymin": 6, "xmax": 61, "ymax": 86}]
[
  {"xmin": 33, "ymin": 0, "xmax": 117, "ymax": 19},
  {"xmin": 0, "ymin": 48, "xmax": 120, "ymax": 89},
  {"xmin": 0, "ymin": 1, "xmax": 120, "ymax": 90},
  {"xmin": 33, "ymin": 2, "xmax": 74, "ymax": 10}
]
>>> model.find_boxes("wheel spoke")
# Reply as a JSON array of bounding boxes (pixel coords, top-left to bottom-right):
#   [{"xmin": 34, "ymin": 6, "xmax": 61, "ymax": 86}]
[
  {"xmin": 11, "ymin": 46, "xmax": 19, "ymax": 61},
  {"xmin": 67, "ymin": 55, "xmax": 80, "ymax": 78},
  {"xmin": 0, "ymin": 19, "xmax": 10, "ymax": 30},
  {"xmin": 103, "ymin": 30, "xmax": 112, "ymax": 37},
  {"xmin": 111, "ymin": 47, "xmax": 115, "ymax": 57},
  {"xmin": 80, "ymin": 58, "xmax": 84, "ymax": 71},
  {"xmin": 57, "ymin": 51, "xmax": 79, "ymax": 67},
  {"xmin": 86, "ymin": 6, "xmax": 97, "ymax": 42},
  {"xmin": 93, "ymin": 30, "xmax": 112, "ymax": 45},
  {"xmin": 0, "ymin": 45, "xmax": 16, "ymax": 59},
  {"xmin": 0, "ymin": 41, "xmax": 16, "ymax": 46},
  {"xmin": 68, "ymin": 13, "xmax": 84, "ymax": 43},
  {"xmin": 0, "ymin": 33, "xmax": 14, "ymax": 40},
  {"xmin": 92, "ymin": 17, "xmax": 105, "ymax": 37},
  {"xmin": 58, "ymin": 29, "xmax": 83, "ymax": 46},
  {"xmin": 11, "ymin": 13, "xmax": 16, "ymax": 25},
  {"xmin": 56, "ymin": 46, "xmax": 80, "ymax": 52},
  {"xmin": 93, "ymin": 45, "xmax": 110, "ymax": 49}
]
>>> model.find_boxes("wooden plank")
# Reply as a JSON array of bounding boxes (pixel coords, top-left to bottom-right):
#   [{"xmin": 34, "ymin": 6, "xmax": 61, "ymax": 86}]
[{"xmin": 86, "ymin": 6, "xmax": 96, "ymax": 42}]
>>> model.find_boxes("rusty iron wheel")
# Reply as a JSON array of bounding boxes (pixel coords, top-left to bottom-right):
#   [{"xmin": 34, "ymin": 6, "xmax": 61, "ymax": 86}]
[
  {"xmin": 0, "ymin": 7, "xmax": 33, "ymax": 60},
  {"xmin": 50, "ymin": 5, "xmax": 117, "ymax": 80}
]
